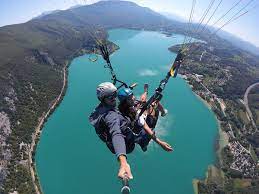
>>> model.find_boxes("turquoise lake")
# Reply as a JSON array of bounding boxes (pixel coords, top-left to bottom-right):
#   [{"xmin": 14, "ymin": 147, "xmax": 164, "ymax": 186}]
[{"xmin": 36, "ymin": 29, "xmax": 218, "ymax": 194}]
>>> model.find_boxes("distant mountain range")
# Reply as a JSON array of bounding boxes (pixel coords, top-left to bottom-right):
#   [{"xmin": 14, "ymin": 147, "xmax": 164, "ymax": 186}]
[
  {"xmin": 35, "ymin": 1, "xmax": 259, "ymax": 56},
  {"xmin": 34, "ymin": 10, "xmax": 62, "ymax": 19},
  {"xmin": 161, "ymin": 12, "xmax": 187, "ymax": 22},
  {"xmin": 159, "ymin": 11, "xmax": 259, "ymax": 56},
  {"xmin": 214, "ymin": 29, "xmax": 259, "ymax": 57}
]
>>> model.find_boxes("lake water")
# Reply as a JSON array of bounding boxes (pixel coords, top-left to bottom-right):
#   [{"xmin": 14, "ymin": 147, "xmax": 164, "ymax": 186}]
[{"xmin": 36, "ymin": 29, "xmax": 218, "ymax": 194}]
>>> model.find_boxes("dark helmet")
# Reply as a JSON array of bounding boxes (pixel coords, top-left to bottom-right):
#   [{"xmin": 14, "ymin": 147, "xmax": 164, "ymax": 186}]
[{"xmin": 118, "ymin": 88, "xmax": 133, "ymax": 102}]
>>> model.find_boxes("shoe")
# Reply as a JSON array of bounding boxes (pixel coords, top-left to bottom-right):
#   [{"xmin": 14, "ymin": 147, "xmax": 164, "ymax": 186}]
[
  {"xmin": 161, "ymin": 109, "xmax": 168, "ymax": 117},
  {"xmin": 140, "ymin": 144, "xmax": 147, "ymax": 152},
  {"xmin": 138, "ymin": 140, "xmax": 148, "ymax": 152},
  {"xmin": 144, "ymin": 83, "xmax": 149, "ymax": 93}
]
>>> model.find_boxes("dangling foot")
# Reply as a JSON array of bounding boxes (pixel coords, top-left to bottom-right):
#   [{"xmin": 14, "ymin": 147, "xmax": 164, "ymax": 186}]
[
  {"xmin": 160, "ymin": 109, "xmax": 168, "ymax": 117},
  {"xmin": 144, "ymin": 83, "xmax": 149, "ymax": 93},
  {"xmin": 140, "ymin": 144, "xmax": 147, "ymax": 152},
  {"xmin": 138, "ymin": 138, "xmax": 148, "ymax": 152}
]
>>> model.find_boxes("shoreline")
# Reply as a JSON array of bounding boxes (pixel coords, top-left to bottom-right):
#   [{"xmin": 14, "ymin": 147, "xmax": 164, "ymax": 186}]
[
  {"xmin": 29, "ymin": 63, "xmax": 69, "ymax": 194},
  {"xmin": 28, "ymin": 46, "xmax": 94, "ymax": 193},
  {"xmin": 186, "ymin": 81, "xmax": 228, "ymax": 193},
  {"xmin": 192, "ymin": 179, "xmax": 199, "ymax": 194},
  {"xmin": 193, "ymin": 91, "xmax": 229, "ymax": 151},
  {"xmin": 28, "ymin": 44, "xmax": 118, "ymax": 193}
]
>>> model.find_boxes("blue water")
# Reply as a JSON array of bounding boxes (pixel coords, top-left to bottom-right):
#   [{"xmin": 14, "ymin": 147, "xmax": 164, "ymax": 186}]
[{"xmin": 36, "ymin": 29, "xmax": 218, "ymax": 194}]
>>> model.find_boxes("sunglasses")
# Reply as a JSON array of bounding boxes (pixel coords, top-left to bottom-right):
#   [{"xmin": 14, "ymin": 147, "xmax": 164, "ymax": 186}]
[{"xmin": 105, "ymin": 92, "xmax": 117, "ymax": 100}]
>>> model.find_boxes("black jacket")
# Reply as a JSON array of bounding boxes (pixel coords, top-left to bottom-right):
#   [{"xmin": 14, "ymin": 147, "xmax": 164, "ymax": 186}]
[{"xmin": 89, "ymin": 103, "xmax": 135, "ymax": 158}]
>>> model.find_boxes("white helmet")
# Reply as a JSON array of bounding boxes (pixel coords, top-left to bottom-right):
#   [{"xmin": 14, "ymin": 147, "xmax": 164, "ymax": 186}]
[{"xmin": 96, "ymin": 82, "xmax": 117, "ymax": 101}]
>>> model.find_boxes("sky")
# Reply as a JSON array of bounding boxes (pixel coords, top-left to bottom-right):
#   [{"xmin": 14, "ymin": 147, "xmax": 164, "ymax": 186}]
[{"xmin": 1, "ymin": 0, "xmax": 258, "ymax": 46}]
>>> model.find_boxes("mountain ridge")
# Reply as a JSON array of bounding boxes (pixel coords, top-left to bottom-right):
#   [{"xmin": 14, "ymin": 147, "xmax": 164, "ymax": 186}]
[{"xmin": 159, "ymin": 10, "xmax": 259, "ymax": 56}]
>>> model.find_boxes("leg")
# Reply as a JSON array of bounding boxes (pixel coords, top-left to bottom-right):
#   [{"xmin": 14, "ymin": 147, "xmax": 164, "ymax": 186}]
[
  {"xmin": 140, "ymin": 83, "xmax": 148, "ymax": 102},
  {"xmin": 157, "ymin": 102, "xmax": 168, "ymax": 117},
  {"xmin": 134, "ymin": 128, "xmax": 152, "ymax": 152},
  {"xmin": 146, "ymin": 109, "xmax": 159, "ymax": 129}
]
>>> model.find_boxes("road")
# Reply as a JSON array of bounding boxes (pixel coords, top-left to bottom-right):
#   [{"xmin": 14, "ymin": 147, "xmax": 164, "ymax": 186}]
[
  {"xmin": 29, "ymin": 66, "xmax": 67, "ymax": 194},
  {"xmin": 243, "ymin": 82, "xmax": 259, "ymax": 130}
]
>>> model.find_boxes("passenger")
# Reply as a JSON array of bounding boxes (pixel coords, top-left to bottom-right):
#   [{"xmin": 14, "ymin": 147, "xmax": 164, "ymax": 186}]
[
  {"xmin": 89, "ymin": 82, "xmax": 172, "ymax": 180},
  {"xmin": 117, "ymin": 86, "xmax": 173, "ymax": 152}
]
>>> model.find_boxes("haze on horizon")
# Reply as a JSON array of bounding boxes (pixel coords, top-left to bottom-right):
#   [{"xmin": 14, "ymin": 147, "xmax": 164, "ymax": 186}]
[{"xmin": 1, "ymin": 0, "xmax": 258, "ymax": 47}]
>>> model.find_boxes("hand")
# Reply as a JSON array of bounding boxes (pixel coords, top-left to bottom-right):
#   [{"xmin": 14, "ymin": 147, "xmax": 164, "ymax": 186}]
[
  {"xmin": 118, "ymin": 163, "xmax": 133, "ymax": 180},
  {"xmin": 159, "ymin": 141, "xmax": 173, "ymax": 152}
]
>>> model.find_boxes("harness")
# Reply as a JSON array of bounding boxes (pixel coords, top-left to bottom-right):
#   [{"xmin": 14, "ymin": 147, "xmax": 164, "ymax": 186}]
[
  {"xmin": 94, "ymin": 109, "xmax": 135, "ymax": 154},
  {"xmin": 94, "ymin": 112, "xmax": 111, "ymax": 143}
]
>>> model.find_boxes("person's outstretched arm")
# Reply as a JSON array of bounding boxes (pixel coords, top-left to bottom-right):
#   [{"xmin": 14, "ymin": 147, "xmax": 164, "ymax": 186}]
[
  {"xmin": 105, "ymin": 112, "xmax": 133, "ymax": 179},
  {"xmin": 143, "ymin": 122, "xmax": 173, "ymax": 152},
  {"xmin": 118, "ymin": 155, "xmax": 133, "ymax": 179}
]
